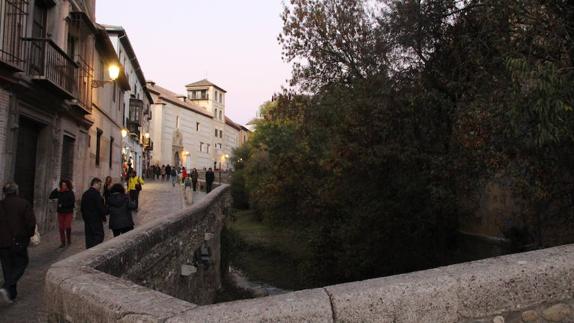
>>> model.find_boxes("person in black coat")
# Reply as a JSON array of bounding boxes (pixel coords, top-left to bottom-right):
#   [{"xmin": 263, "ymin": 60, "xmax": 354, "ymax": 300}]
[
  {"xmin": 80, "ymin": 178, "xmax": 107, "ymax": 249},
  {"xmin": 49, "ymin": 179, "xmax": 76, "ymax": 248},
  {"xmin": 205, "ymin": 168, "xmax": 215, "ymax": 193},
  {"xmin": 107, "ymin": 183, "xmax": 135, "ymax": 237},
  {"xmin": 0, "ymin": 182, "xmax": 36, "ymax": 304}
]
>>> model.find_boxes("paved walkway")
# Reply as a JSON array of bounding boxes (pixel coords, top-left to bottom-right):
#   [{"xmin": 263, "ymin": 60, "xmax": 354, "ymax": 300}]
[{"xmin": 0, "ymin": 181, "xmax": 206, "ymax": 322}]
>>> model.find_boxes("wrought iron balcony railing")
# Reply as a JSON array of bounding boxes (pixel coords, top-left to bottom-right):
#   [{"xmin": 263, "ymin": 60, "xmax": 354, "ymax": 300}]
[
  {"xmin": 0, "ymin": 0, "xmax": 28, "ymax": 70},
  {"xmin": 73, "ymin": 56, "xmax": 94, "ymax": 112},
  {"xmin": 22, "ymin": 37, "xmax": 78, "ymax": 98}
]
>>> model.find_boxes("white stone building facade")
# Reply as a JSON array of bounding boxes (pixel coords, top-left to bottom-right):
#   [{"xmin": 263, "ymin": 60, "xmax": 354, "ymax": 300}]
[{"xmin": 147, "ymin": 80, "xmax": 247, "ymax": 170}]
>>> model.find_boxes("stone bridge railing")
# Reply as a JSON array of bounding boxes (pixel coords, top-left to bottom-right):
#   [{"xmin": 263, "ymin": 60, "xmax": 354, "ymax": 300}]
[{"xmin": 46, "ymin": 185, "xmax": 574, "ymax": 322}]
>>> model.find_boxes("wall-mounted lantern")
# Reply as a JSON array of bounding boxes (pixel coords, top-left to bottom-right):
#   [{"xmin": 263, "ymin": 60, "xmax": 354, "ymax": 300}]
[{"xmin": 92, "ymin": 64, "xmax": 120, "ymax": 88}]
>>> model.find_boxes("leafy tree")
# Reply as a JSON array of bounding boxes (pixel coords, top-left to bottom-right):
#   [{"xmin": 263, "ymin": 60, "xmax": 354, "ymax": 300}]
[{"xmin": 236, "ymin": 0, "xmax": 574, "ymax": 286}]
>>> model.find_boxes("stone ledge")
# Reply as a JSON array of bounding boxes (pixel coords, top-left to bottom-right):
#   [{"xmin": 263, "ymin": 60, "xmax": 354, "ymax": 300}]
[
  {"xmin": 44, "ymin": 184, "xmax": 574, "ymax": 322},
  {"xmin": 166, "ymin": 288, "xmax": 333, "ymax": 323}
]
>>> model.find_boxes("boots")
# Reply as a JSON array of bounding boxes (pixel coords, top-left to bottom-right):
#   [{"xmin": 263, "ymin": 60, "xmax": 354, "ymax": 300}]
[
  {"xmin": 58, "ymin": 229, "xmax": 66, "ymax": 248},
  {"xmin": 66, "ymin": 228, "xmax": 72, "ymax": 246}
]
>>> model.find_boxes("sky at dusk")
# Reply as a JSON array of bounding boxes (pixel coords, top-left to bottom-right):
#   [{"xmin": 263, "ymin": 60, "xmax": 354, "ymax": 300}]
[{"xmin": 96, "ymin": 0, "xmax": 292, "ymax": 125}]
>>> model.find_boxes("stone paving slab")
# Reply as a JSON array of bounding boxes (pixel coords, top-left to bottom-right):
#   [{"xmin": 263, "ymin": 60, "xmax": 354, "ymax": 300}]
[{"xmin": 0, "ymin": 181, "xmax": 186, "ymax": 322}]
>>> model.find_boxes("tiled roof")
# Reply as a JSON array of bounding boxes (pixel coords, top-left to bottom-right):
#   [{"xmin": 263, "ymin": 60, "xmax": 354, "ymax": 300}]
[
  {"xmin": 146, "ymin": 83, "xmax": 212, "ymax": 118},
  {"xmin": 225, "ymin": 116, "xmax": 242, "ymax": 131},
  {"xmin": 186, "ymin": 79, "xmax": 227, "ymax": 93}
]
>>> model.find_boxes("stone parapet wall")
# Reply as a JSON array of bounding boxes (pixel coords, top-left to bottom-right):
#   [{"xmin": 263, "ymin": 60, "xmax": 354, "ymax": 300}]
[
  {"xmin": 45, "ymin": 184, "xmax": 231, "ymax": 322},
  {"xmin": 45, "ymin": 186, "xmax": 574, "ymax": 322}
]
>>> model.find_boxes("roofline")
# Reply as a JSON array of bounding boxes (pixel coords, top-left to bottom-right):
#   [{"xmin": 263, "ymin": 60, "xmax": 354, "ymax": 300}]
[
  {"xmin": 147, "ymin": 86, "xmax": 213, "ymax": 119},
  {"xmin": 104, "ymin": 25, "xmax": 153, "ymax": 102},
  {"xmin": 95, "ymin": 25, "xmax": 130, "ymax": 91},
  {"xmin": 185, "ymin": 82, "xmax": 227, "ymax": 93}
]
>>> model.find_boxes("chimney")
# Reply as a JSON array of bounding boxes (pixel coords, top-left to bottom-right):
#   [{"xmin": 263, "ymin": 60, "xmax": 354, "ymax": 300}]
[{"xmin": 177, "ymin": 95, "xmax": 187, "ymax": 103}]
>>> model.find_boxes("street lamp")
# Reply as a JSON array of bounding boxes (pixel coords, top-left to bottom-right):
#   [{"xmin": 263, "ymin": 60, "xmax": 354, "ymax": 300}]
[
  {"xmin": 92, "ymin": 64, "xmax": 121, "ymax": 88},
  {"xmin": 121, "ymin": 128, "xmax": 128, "ymax": 138}
]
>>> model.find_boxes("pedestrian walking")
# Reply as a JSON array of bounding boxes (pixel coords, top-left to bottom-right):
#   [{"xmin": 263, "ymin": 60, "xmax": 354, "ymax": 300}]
[
  {"xmin": 80, "ymin": 178, "xmax": 107, "ymax": 249},
  {"xmin": 166, "ymin": 164, "xmax": 172, "ymax": 182},
  {"xmin": 127, "ymin": 171, "xmax": 144, "ymax": 211},
  {"xmin": 49, "ymin": 180, "xmax": 76, "ymax": 248},
  {"xmin": 107, "ymin": 183, "xmax": 136, "ymax": 237},
  {"xmin": 181, "ymin": 167, "xmax": 187, "ymax": 184},
  {"xmin": 0, "ymin": 182, "xmax": 36, "ymax": 304},
  {"xmin": 155, "ymin": 165, "xmax": 160, "ymax": 180},
  {"xmin": 171, "ymin": 168, "xmax": 177, "ymax": 187},
  {"xmin": 206, "ymin": 168, "xmax": 215, "ymax": 193},
  {"xmin": 191, "ymin": 168, "xmax": 199, "ymax": 192},
  {"xmin": 161, "ymin": 165, "xmax": 166, "ymax": 181},
  {"xmin": 103, "ymin": 176, "xmax": 112, "ymax": 207}
]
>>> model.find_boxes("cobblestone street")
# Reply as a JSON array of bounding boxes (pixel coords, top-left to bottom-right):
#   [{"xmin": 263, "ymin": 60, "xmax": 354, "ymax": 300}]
[{"xmin": 0, "ymin": 181, "xmax": 205, "ymax": 322}]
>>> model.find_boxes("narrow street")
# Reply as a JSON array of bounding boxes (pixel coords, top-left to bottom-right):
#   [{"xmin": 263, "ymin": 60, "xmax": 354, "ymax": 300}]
[{"xmin": 0, "ymin": 181, "xmax": 205, "ymax": 322}]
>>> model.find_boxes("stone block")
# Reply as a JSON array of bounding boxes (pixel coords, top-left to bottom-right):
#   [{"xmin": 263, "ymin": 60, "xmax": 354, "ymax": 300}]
[
  {"xmin": 521, "ymin": 310, "xmax": 539, "ymax": 322},
  {"xmin": 542, "ymin": 303, "xmax": 572, "ymax": 322},
  {"xmin": 325, "ymin": 267, "xmax": 459, "ymax": 322},
  {"xmin": 167, "ymin": 288, "xmax": 333, "ymax": 323},
  {"xmin": 444, "ymin": 245, "xmax": 574, "ymax": 318}
]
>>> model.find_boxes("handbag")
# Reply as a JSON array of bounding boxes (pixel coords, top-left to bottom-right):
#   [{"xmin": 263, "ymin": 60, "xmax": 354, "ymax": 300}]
[{"xmin": 30, "ymin": 225, "xmax": 41, "ymax": 247}]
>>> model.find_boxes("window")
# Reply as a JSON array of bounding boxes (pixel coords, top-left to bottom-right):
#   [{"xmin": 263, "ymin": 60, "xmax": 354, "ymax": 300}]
[
  {"xmin": 206, "ymin": 144, "xmax": 210, "ymax": 153},
  {"xmin": 109, "ymin": 137, "xmax": 114, "ymax": 168},
  {"xmin": 214, "ymin": 128, "xmax": 218, "ymax": 137},
  {"xmin": 219, "ymin": 110, "xmax": 222, "ymax": 120},
  {"xmin": 96, "ymin": 129, "xmax": 102, "ymax": 167},
  {"xmin": 214, "ymin": 109, "xmax": 217, "ymax": 118},
  {"xmin": 200, "ymin": 142, "xmax": 204, "ymax": 152},
  {"xmin": 215, "ymin": 90, "xmax": 218, "ymax": 102},
  {"xmin": 32, "ymin": 2, "xmax": 47, "ymax": 38},
  {"xmin": 220, "ymin": 130, "xmax": 223, "ymax": 138},
  {"xmin": 196, "ymin": 122, "xmax": 200, "ymax": 131},
  {"xmin": 176, "ymin": 116, "xmax": 180, "ymax": 129}
]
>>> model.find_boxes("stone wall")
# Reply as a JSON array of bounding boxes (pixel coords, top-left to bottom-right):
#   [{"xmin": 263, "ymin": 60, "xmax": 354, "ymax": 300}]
[
  {"xmin": 45, "ymin": 185, "xmax": 574, "ymax": 322},
  {"xmin": 45, "ymin": 184, "xmax": 231, "ymax": 322}
]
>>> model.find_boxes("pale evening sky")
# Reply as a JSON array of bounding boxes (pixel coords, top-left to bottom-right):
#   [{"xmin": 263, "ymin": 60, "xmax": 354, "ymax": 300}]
[{"xmin": 96, "ymin": 0, "xmax": 292, "ymax": 126}]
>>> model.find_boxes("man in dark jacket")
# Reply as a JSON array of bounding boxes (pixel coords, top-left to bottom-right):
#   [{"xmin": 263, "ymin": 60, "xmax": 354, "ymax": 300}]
[
  {"xmin": 80, "ymin": 178, "xmax": 107, "ymax": 249},
  {"xmin": 206, "ymin": 168, "xmax": 215, "ymax": 193},
  {"xmin": 0, "ymin": 182, "xmax": 36, "ymax": 304}
]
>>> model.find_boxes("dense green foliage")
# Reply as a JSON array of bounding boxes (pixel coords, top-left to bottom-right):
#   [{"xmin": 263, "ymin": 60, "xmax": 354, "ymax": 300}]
[{"xmin": 232, "ymin": 0, "xmax": 574, "ymax": 286}]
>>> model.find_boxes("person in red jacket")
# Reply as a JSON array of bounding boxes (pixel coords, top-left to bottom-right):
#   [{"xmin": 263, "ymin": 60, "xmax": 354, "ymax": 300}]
[
  {"xmin": 0, "ymin": 182, "xmax": 36, "ymax": 304},
  {"xmin": 49, "ymin": 180, "xmax": 76, "ymax": 248}
]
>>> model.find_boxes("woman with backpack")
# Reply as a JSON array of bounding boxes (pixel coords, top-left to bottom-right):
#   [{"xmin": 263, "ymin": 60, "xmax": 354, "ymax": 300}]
[
  {"xmin": 49, "ymin": 180, "xmax": 76, "ymax": 248},
  {"xmin": 107, "ymin": 183, "xmax": 135, "ymax": 237}
]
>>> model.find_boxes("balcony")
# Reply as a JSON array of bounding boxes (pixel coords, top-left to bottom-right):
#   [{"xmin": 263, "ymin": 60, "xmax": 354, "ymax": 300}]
[
  {"xmin": 22, "ymin": 38, "xmax": 78, "ymax": 98},
  {"xmin": 69, "ymin": 56, "xmax": 93, "ymax": 113},
  {"xmin": 0, "ymin": 0, "xmax": 28, "ymax": 71},
  {"xmin": 128, "ymin": 98, "xmax": 143, "ymax": 126},
  {"xmin": 144, "ymin": 137, "xmax": 153, "ymax": 151},
  {"xmin": 127, "ymin": 121, "xmax": 141, "ymax": 141}
]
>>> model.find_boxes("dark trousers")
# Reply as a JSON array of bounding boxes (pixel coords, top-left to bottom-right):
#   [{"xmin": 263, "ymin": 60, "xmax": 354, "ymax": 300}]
[
  {"xmin": 192, "ymin": 180, "xmax": 197, "ymax": 192},
  {"xmin": 0, "ymin": 243, "xmax": 29, "ymax": 300},
  {"xmin": 112, "ymin": 227, "xmax": 133, "ymax": 237},
  {"xmin": 129, "ymin": 190, "xmax": 140, "ymax": 210},
  {"xmin": 206, "ymin": 181, "xmax": 213, "ymax": 193},
  {"xmin": 84, "ymin": 220, "xmax": 105, "ymax": 249}
]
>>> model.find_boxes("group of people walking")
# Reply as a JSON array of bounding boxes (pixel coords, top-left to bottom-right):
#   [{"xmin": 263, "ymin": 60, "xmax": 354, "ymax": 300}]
[
  {"xmin": 0, "ymin": 171, "xmax": 144, "ymax": 304},
  {"xmin": 145, "ymin": 164, "xmax": 215, "ymax": 193},
  {"xmin": 48, "ymin": 171, "xmax": 143, "ymax": 249}
]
